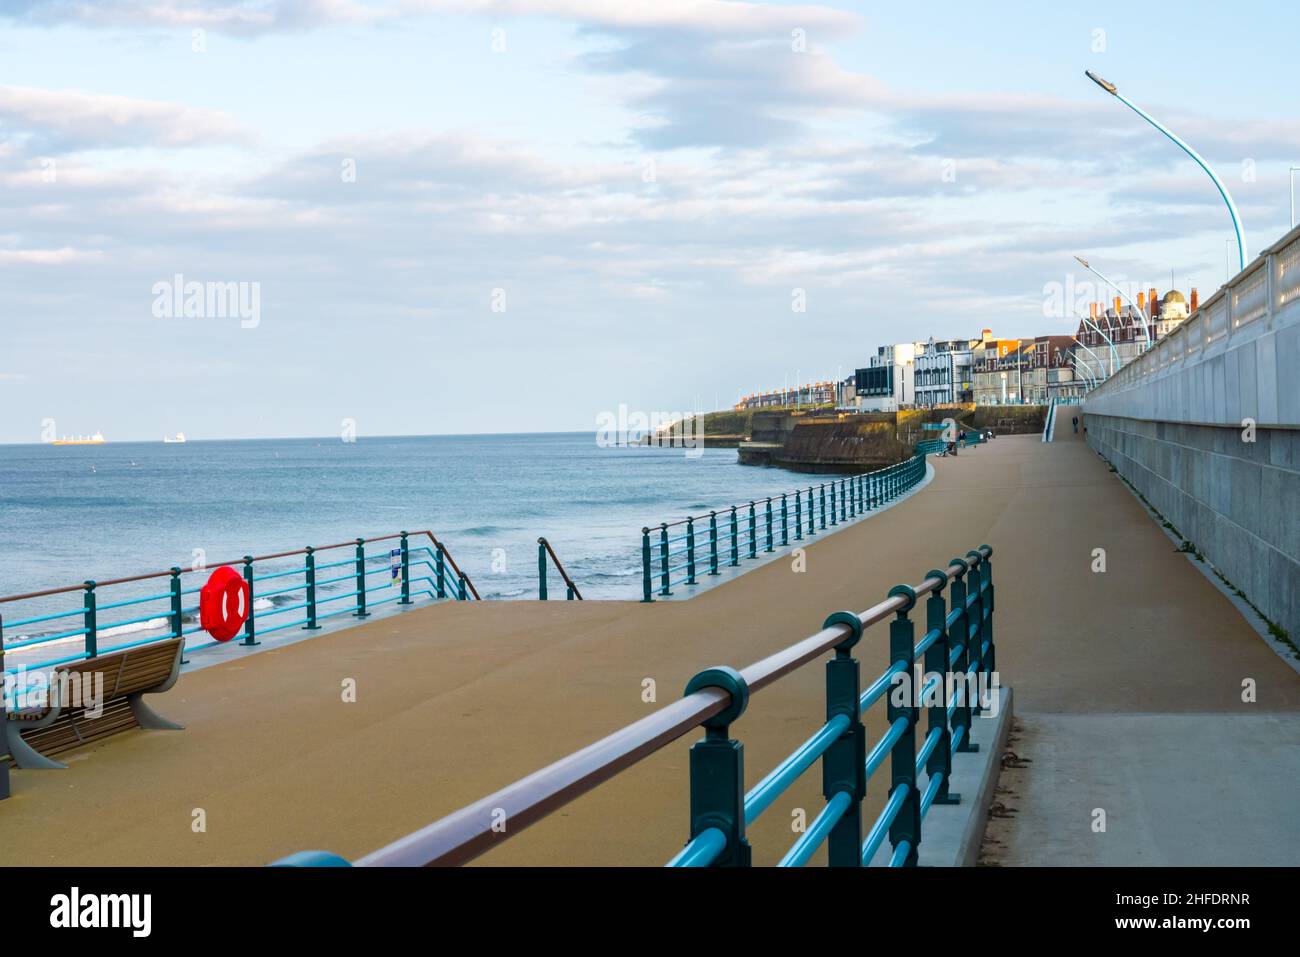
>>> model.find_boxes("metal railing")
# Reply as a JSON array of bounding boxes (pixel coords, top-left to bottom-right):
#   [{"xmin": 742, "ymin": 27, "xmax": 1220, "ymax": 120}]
[
  {"xmin": 639, "ymin": 453, "xmax": 928, "ymax": 602},
  {"xmin": 0, "ymin": 530, "xmax": 478, "ymax": 674},
  {"xmin": 537, "ymin": 538, "xmax": 582, "ymax": 601},
  {"xmin": 274, "ymin": 543, "xmax": 995, "ymax": 867}
]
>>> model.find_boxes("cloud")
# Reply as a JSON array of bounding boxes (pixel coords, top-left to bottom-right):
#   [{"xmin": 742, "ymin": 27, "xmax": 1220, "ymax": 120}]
[{"xmin": 0, "ymin": 85, "xmax": 248, "ymax": 153}]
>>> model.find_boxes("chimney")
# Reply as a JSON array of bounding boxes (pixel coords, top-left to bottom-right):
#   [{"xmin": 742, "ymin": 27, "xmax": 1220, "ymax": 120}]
[
  {"xmin": 1090, "ymin": 302, "xmax": 1097, "ymax": 319},
  {"xmin": 1137, "ymin": 291, "xmax": 1146, "ymax": 313},
  {"xmin": 1113, "ymin": 295, "xmax": 1122, "ymax": 315},
  {"xmin": 1149, "ymin": 287, "xmax": 1158, "ymax": 318},
  {"xmin": 1190, "ymin": 287, "xmax": 1199, "ymax": 311}
]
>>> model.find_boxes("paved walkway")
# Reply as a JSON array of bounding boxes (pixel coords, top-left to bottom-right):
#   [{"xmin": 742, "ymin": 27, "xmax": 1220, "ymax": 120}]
[{"xmin": 2, "ymin": 431, "xmax": 1296, "ymax": 865}]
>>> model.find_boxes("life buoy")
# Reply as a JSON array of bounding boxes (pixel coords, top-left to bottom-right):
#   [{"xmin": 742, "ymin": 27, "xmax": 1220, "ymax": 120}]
[{"xmin": 199, "ymin": 565, "xmax": 250, "ymax": 642}]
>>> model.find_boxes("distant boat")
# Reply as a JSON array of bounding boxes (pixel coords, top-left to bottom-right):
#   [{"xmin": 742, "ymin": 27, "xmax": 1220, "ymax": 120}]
[
  {"xmin": 163, "ymin": 432, "xmax": 187, "ymax": 444},
  {"xmin": 52, "ymin": 432, "xmax": 105, "ymax": 446}
]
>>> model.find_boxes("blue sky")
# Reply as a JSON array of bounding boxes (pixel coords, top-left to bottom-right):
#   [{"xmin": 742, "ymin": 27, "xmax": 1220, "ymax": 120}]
[{"xmin": 2, "ymin": 0, "xmax": 1298, "ymax": 442}]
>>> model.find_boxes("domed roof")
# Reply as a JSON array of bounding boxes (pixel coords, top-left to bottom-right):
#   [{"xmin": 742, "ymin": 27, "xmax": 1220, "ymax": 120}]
[{"xmin": 1162, "ymin": 289, "xmax": 1186, "ymax": 304}]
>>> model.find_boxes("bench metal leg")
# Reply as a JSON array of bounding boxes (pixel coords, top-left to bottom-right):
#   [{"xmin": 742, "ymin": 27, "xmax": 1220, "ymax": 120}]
[
  {"xmin": 128, "ymin": 694, "xmax": 184, "ymax": 731},
  {"xmin": 4, "ymin": 722, "xmax": 67, "ymax": 770}
]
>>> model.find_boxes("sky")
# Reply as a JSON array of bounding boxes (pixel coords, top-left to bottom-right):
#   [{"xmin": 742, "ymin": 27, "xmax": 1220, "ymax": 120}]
[{"xmin": 1, "ymin": 0, "xmax": 1298, "ymax": 443}]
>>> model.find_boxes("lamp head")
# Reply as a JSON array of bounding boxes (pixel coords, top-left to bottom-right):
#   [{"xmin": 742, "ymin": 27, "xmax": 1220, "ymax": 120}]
[{"xmin": 1085, "ymin": 70, "xmax": 1117, "ymax": 95}]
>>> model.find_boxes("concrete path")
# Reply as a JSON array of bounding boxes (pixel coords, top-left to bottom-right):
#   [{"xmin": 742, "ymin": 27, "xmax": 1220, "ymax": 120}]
[{"xmin": 2, "ymin": 429, "xmax": 1296, "ymax": 866}]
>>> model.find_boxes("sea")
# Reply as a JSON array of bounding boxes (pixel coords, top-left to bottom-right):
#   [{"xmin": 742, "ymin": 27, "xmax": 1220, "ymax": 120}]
[{"xmin": 0, "ymin": 433, "xmax": 839, "ymax": 661}]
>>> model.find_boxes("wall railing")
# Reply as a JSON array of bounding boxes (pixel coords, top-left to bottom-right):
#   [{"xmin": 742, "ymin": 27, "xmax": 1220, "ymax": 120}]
[
  {"xmin": 273, "ymin": 543, "xmax": 995, "ymax": 867},
  {"xmin": 639, "ymin": 453, "xmax": 928, "ymax": 602},
  {"xmin": 537, "ymin": 538, "xmax": 582, "ymax": 601},
  {"xmin": 0, "ymin": 530, "xmax": 478, "ymax": 674}
]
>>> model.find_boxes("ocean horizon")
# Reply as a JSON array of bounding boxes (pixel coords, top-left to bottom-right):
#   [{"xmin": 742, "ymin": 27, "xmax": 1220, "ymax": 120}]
[{"xmin": 0, "ymin": 432, "xmax": 839, "ymax": 650}]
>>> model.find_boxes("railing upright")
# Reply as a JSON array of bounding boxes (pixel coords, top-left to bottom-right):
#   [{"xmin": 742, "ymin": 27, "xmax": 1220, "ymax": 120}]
[
  {"xmin": 780, "ymin": 494, "xmax": 789, "ymax": 546},
  {"xmin": 764, "ymin": 499, "xmax": 774, "ymax": 553},
  {"xmin": 242, "ymin": 556, "xmax": 259, "ymax": 646},
  {"xmin": 354, "ymin": 539, "xmax": 369, "ymax": 619},
  {"xmin": 678, "ymin": 667, "xmax": 752, "ymax": 867},
  {"xmin": 167, "ymin": 568, "xmax": 182, "ymax": 642},
  {"xmin": 819, "ymin": 484, "xmax": 827, "ymax": 529},
  {"xmin": 807, "ymin": 488, "xmax": 816, "ymax": 535},
  {"xmin": 747, "ymin": 503, "xmax": 757, "ymax": 559},
  {"xmin": 538, "ymin": 541, "xmax": 549, "ymax": 601},
  {"xmin": 686, "ymin": 518, "xmax": 697, "ymax": 584},
  {"xmin": 947, "ymin": 558, "xmax": 976, "ymax": 752},
  {"xmin": 729, "ymin": 507, "xmax": 739, "ymax": 566},
  {"xmin": 436, "ymin": 545, "xmax": 447, "ymax": 599},
  {"xmin": 708, "ymin": 513, "xmax": 719, "ymax": 576},
  {"xmin": 659, "ymin": 524, "xmax": 671, "ymax": 597},
  {"xmin": 829, "ymin": 482, "xmax": 838, "ymax": 526},
  {"xmin": 885, "ymin": 584, "xmax": 921, "ymax": 866},
  {"xmin": 965, "ymin": 551, "xmax": 985, "ymax": 717},
  {"xmin": 922, "ymin": 570, "xmax": 958, "ymax": 806},
  {"xmin": 822, "ymin": 611, "xmax": 866, "ymax": 866},
  {"xmin": 399, "ymin": 532, "xmax": 412, "ymax": 605},
  {"xmin": 458, "ymin": 573, "xmax": 468, "ymax": 602},
  {"xmin": 794, "ymin": 491, "xmax": 803, "ymax": 540},
  {"xmin": 82, "ymin": 580, "xmax": 98, "ymax": 659},
  {"xmin": 304, "ymin": 547, "xmax": 321, "ymax": 630},
  {"xmin": 641, "ymin": 528, "xmax": 653, "ymax": 602}
]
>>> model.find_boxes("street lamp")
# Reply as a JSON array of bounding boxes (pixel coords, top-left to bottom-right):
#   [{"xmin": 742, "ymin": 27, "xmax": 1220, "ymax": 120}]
[
  {"xmin": 1075, "ymin": 309, "xmax": 1120, "ymax": 376},
  {"xmin": 1086, "ymin": 69, "xmax": 1247, "ymax": 273},
  {"xmin": 1070, "ymin": 337, "xmax": 1106, "ymax": 388},
  {"xmin": 1074, "ymin": 254, "xmax": 1152, "ymax": 348}
]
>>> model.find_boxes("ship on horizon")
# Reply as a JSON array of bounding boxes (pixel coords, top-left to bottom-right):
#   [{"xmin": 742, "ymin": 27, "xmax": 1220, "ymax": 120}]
[
  {"xmin": 163, "ymin": 432, "xmax": 187, "ymax": 443},
  {"xmin": 51, "ymin": 432, "xmax": 106, "ymax": 446}
]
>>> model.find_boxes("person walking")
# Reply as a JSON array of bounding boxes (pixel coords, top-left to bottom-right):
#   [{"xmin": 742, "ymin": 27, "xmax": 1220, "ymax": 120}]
[{"xmin": 1072, "ymin": 415, "xmax": 1079, "ymax": 434}]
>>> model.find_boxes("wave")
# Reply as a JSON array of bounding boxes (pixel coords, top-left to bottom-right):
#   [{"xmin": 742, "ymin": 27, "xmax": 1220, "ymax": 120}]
[{"xmin": 482, "ymin": 587, "xmax": 529, "ymax": 599}]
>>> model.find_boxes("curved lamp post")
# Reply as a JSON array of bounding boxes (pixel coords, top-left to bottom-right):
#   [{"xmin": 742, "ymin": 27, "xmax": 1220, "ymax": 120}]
[
  {"xmin": 1086, "ymin": 69, "xmax": 1247, "ymax": 274},
  {"xmin": 1074, "ymin": 254, "xmax": 1152, "ymax": 348},
  {"xmin": 1075, "ymin": 309, "xmax": 1120, "ymax": 375},
  {"xmin": 1069, "ymin": 356, "xmax": 1098, "ymax": 393},
  {"xmin": 1070, "ymin": 337, "xmax": 1106, "ymax": 387}
]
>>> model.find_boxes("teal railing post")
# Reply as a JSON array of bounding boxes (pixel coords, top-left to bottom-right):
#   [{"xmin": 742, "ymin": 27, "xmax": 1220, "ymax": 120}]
[
  {"xmin": 354, "ymin": 539, "xmax": 369, "ymax": 618},
  {"xmin": 849, "ymin": 476, "xmax": 857, "ymax": 516},
  {"xmin": 168, "ymin": 567, "xmax": 183, "ymax": 640},
  {"xmin": 807, "ymin": 488, "xmax": 816, "ymax": 535},
  {"xmin": 780, "ymin": 493, "xmax": 789, "ymax": 546},
  {"xmin": 304, "ymin": 547, "xmax": 321, "ymax": 630},
  {"xmin": 965, "ymin": 551, "xmax": 985, "ymax": 717},
  {"xmin": 922, "ymin": 570, "xmax": 959, "ymax": 805},
  {"xmin": 822, "ymin": 611, "xmax": 866, "ymax": 866},
  {"xmin": 764, "ymin": 498, "xmax": 774, "ymax": 552},
  {"xmin": 794, "ymin": 491, "xmax": 803, "ymax": 540},
  {"xmin": 686, "ymin": 518, "xmax": 697, "ymax": 584},
  {"xmin": 567, "ymin": 583, "xmax": 575, "ymax": 600},
  {"xmin": 659, "ymin": 524, "xmax": 671, "ymax": 596},
  {"xmin": 979, "ymin": 545, "xmax": 995, "ymax": 676},
  {"xmin": 641, "ymin": 528, "xmax": 654, "ymax": 602},
  {"xmin": 747, "ymin": 502, "xmax": 757, "ymax": 559},
  {"xmin": 538, "ymin": 540, "xmax": 548, "ymax": 601},
  {"xmin": 729, "ymin": 507, "xmax": 739, "ymax": 566},
  {"xmin": 947, "ymin": 558, "xmax": 976, "ymax": 753},
  {"xmin": 829, "ymin": 481, "xmax": 838, "ymax": 526},
  {"xmin": 886, "ymin": 584, "xmax": 921, "ymax": 866},
  {"xmin": 841, "ymin": 479, "xmax": 848, "ymax": 522},
  {"xmin": 681, "ymin": 667, "xmax": 752, "ymax": 867},
  {"xmin": 168, "ymin": 568, "xmax": 184, "ymax": 663},
  {"xmin": 242, "ymin": 555, "xmax": 260, "ymax": 646},
  {"xmin": 398, "ymin": 532, "xmax": 412, "ymax": 605},
  {"xmin": 819, "ymin": 484, "xmax": 827, "ymax": 529},
  {"xmin": 708, "ymin": 513, "xmax": 719, "ymax": 576},
  {"xmin": 83, "ymin": 580, "xmax": 98, "ymax": 659},
  {"xmin": 458, "ymin": 573, "xmax": 468, "ymax": 602},
  {"xmin": 436, "ymin": 545, "xmax": 446, "ymax": 599}
]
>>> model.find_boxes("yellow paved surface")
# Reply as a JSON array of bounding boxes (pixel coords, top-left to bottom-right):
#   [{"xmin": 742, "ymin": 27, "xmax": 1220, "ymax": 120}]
[{"xmin": 3, "ymin": 430, "xmax": 1296, "ymax": 866}]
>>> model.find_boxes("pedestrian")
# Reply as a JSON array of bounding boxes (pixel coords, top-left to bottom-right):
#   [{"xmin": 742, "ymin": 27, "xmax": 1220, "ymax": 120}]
[{"xmin": 1072, "ymin": 416, "xmax": 1079, "ymax": 434}]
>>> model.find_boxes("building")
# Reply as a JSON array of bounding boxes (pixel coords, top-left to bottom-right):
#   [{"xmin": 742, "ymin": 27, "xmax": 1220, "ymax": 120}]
[
  {"xmin": 853, "ymin": 342, "xmax": 918, "ymax": 411},
  {"xmin": 912, "ymin": 337, "xmax": 977, "ymax": 406},
  {"xmin": 735, "ymin": 380, "xmax": 838, "ymax": 411},
  {"xmin": 1073, "ymin": 289, "xmax": 1196, "ymax": 383},
  {"xmin": 973, "ymin": 331, "xmax": 1029, "ymax": 405}
]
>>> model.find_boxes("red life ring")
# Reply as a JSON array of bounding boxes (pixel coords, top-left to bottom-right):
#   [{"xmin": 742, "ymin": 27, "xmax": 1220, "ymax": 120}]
[{"xmin": 199, "ymin": 565, "xmax": 250, "ymax": 642}]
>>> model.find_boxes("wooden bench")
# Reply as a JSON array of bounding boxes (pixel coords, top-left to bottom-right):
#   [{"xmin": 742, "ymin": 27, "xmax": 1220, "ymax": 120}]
[{"xmin": 3, "ymin": 637, "xmax": 184, "ymax": 771}]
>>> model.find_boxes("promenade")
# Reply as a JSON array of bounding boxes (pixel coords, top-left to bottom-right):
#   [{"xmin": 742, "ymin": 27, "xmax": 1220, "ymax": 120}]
[{"xmin": 3, "ymin": 431, "xmax": 1296, "ymax": 866}]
